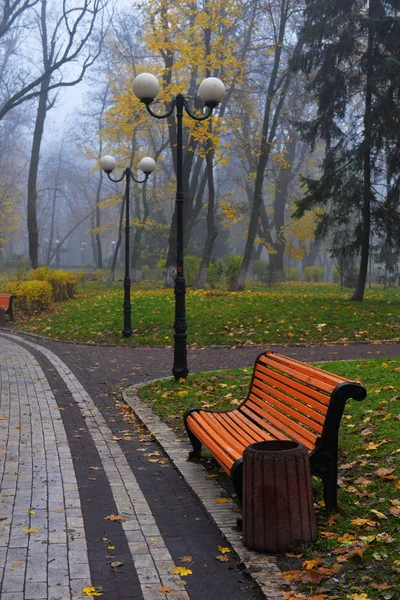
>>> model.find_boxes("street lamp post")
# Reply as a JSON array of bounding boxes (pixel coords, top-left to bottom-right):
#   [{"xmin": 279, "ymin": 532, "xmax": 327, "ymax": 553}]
[
  {"xmin": 100, "ymin": 155, "xmax": 156, "ymax": 338},
  {"xmin": 133, "ymin": 73, "xmax": 225, "ymax": 380}
]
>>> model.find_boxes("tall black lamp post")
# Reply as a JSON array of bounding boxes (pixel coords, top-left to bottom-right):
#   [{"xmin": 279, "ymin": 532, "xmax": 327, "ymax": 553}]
[
  {"xmin": 132, "ymin": 73, "xmax": 225, "ymax": 380},
  {"xmin": 100, "ymin": 154, "xmax": 156, "ymax": 337}
]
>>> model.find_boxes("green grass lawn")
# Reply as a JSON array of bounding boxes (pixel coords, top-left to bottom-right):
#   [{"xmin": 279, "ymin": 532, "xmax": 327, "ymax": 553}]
[
  {"xmin": 137, "ymin": 357, "xmax": 400, "ymax": 600},
  {"xmin": 12, "ymin": 281, "xmax": 400, "ymax": 346}
]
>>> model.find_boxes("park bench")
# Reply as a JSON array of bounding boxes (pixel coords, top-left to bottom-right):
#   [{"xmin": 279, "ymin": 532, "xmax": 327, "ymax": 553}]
[
  {"xmin": 0, "ymin": 293, "xmax": 16, "ymax": 322},
  {"xmin": 184, "ymin": 351, "xmax": 367, "ymax": 512}
]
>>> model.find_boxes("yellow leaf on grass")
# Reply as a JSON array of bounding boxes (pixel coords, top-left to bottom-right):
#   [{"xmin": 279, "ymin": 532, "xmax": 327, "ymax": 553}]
[
  {"xmin": 370, "ymin": 509, "xmax": 387, "ymax": 520},
  {"xmin": 171, "ymin": 566, "xmax": 192, "ymax": 576},
  {"xmin": 346, "ymin": 595, "xmax": 370, "ymax": 600},
  {"xmin": 215, "ymin": 498, "xmax": 229, "ymax": 504},
  {"xmin": 364, "ymin": 442, "xmax": 378, "ymax": 450},
  {"xmin": 82, "ymin": 586, "xmax": 103, "ymax": 597},
  {"xmin": 23, "ymin": 528, "xmax": 39, "ymax": 534},
  {"xmin": 351, "ymin": 518, "xmax": 377, "ymax": 528},
  {"xmin": 217, "ymin": 545, "xmax": 231, "ymax": 553},
  {"xmin": 389, "ymin": 506, "xmax": 400, "ymax": 517}
]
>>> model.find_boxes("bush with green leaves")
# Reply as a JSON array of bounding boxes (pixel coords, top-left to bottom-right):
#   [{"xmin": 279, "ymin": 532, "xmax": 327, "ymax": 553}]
[
  {"xmin": 184, "ymin": 255, "xmax": 201, "ymax": 287},
  {"xmin": 253, "ymin": 259, "xmax": 269, "ymax": 282},
  {"xmin": 288, "ymin": 267, "xmax": 300, "ymax": 281},
  {"xmin": 304, "ymin": 266, "xmax": 325, "ymax": 282},
  {"xmin": 207, "ymin": 260, "xmax": 224, "ymax": 288},
  {"xmin": 224, "ymin": 254, "xmax": 242, "ymax": 289}
]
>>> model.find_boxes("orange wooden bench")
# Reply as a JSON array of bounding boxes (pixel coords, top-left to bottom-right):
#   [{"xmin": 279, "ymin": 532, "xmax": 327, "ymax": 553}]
[
  {"xmin": 0, "ymin": 293, "xmax": 16, "ymax": 322},
  {"xmin": 184, "ymin": 351, "xmax": 367, "ymax": 512}
]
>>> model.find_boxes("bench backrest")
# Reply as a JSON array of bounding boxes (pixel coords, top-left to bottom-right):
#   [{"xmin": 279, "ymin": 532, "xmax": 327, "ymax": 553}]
[
  {"xmin": 0, "ymin": 294, "xmax": 13, "ymax": 310},
  {"xmin": 241, "ymin": 352, "xmax": 354, "ymax": 451}
]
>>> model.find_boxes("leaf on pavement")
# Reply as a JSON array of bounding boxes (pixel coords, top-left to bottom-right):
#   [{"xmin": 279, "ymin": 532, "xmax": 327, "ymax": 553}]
[
  {"xmin": 159, "ymin": 587, "xmax": 174, "ymax": 594},
  {"xmin": 110, "ymin": 561, "xmax": 123, "ymax": 568},
  {"xmin": 215, "ymin": 497, "xmax": 229, "ymax": 504},
  {"xmin": 23, "ymin": 528, "xmax": 39, "ymax": 534},
  {"xmin": 104, "ymin": 514, "xmax": 126, "ymax": 522},
  {"xmin": 171, "ymin": 566, "xmax": 192, "ymax": 576},
  {"xmin": 89, "ymin": 466, "xmax": 102, "ymax": 471},
  {"xmin": 177, "ymin": 556, "xmax": 192, "ymax": 563},
  {"xmin": 217, "ymin": 545, "xmax": 231, "ymax": 553},
  {"xmin": 215, "ymin": 554, "xmax": 230, "ymax": 562},
  {"xmin": 82, "ymin": 586, "xmax": 103, "ymax": 597}
]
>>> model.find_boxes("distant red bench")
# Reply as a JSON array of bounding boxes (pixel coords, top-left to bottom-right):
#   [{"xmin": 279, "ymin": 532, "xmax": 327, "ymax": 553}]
[
  {"xmin": 184, "ymin": 351, "xmax": 367, "ymax": 512},
  {"xmin": 0, "ymin": 293, "xmax": 16, "ymax": 321}
]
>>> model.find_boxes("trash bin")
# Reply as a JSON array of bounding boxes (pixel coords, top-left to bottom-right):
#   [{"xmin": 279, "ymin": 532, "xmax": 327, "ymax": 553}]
[{"xmin": 242, "ymin": 440, "xmax": 317, "ymax": 553}]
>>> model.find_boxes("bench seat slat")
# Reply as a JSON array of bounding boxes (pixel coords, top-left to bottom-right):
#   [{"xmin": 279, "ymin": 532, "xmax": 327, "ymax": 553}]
[
  {"xmin": 186, "ymin": 417, "xmax": 233, "ymax": 473},
  {"xmin": 250, "ymin": 384, "xmax": 325, "ymax": 434},
  {"xmin": 220, "ymin": 412, "xmax": 267, "ymax": 444},
  {"xmin": 254, "ymin": 364, "xmax": 330, "ymax": 408},
  {"xmin": 239, "ymin": 404, "xmax": 296, "ymax": 446},
  {"xmin": 214, "ymin": 413, "xmax": 257, "ymax": 446},
  {"xmin": 190, "ymin": 412, "xmax": 243, "ymax": 459},
  {"xmin": 245, "ymin": 397, "xmax": 317, "ymax": 449}
]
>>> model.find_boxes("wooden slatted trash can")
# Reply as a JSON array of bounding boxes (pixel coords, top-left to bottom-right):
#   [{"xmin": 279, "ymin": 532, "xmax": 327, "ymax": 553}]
[{"xmin": 242, "ymin": 440, "xmax": 317, "ymax": 553}]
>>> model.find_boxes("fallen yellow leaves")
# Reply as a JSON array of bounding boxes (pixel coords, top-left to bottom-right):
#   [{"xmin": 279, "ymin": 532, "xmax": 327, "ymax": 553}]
[
  {"xmin": 110, "ymin": 561, "xmax": 123, "ymax": 568},
  {"xmin": 89, "ymin": 466, "xmax": 102, "ymax": 471},
  {"xmin": 215, "ymin": 497, "xmax": 229, "ymax": 504},
  {"xmin": 346, "ymin": 594, "xmax": 370, "ymax": 600},
  {"xmin": 104, "ymin": 514, "xmax": 126, "ymax": 522},
  {"xmin": 171, "ymin": 566, "xmax": 192, "ymax": 576},
  {"xmin": 159, "ymin": 586, "xmax": 174, "ymax": 594},
  {"xmin": 11, "ymin": 563, "xmax": 22, "ymax": 568},
  {"xmin": 27, "ymin": 509, "xmax": 36, "ymax": 515},
  {"xmin": 217, "ymin": 545, "xmax": 231, "ymax": 554},
  {"xmin": 22, "ymin": 528, "xmax": 39, "ymax": 534},
  {"xmin": 82, "ymin": 586, "xmax": 103, "ymax": 597}
]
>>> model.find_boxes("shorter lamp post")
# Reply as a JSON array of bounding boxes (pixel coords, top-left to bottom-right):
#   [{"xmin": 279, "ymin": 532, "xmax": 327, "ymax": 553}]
[
  {"xmin": 100, "ymin": 154, "xmax": 156, "ymax": 337},
  {"xmin": 133, "ymin": 73, "xmax": 225, "ymax": 380}
]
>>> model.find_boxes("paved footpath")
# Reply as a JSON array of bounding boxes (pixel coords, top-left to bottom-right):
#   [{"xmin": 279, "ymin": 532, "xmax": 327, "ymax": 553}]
[{"xmin": 1, "ymin": 331, "xmax": 399, "ymax": 600}]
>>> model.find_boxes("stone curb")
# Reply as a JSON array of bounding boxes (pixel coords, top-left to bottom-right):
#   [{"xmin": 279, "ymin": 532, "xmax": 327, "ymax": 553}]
[{"xmin": 123, "ymin": 381, "xmax": 293, "ymax": 600}]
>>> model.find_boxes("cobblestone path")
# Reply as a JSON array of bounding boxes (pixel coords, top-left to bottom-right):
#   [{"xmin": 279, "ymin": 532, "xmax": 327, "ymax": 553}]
[{"xmin": 0, "ymin": 333, "xmax": 265, "ymax": 600}]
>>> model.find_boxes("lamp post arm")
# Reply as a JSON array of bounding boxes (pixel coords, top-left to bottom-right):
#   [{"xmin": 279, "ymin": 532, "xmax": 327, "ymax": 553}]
[
  {"xmin": 143, "ymin": 98, "xmax": 177, "ymax": 120},
  {"xmin": 106, "ymin": 171, "xmax": 126, "ymax": 184},
  {"xmin": 130, "ymin": 172, "xmax": 150, "ymax": 185},
  {"xmin": 184, "ymin": 102, "xmax": 214, "ymax": 122}
]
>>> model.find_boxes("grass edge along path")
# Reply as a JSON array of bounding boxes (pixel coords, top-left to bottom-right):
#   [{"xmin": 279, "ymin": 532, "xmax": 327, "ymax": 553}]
[
  {"xmin": 137, "ymin": 357, "xmax": 400, "ymax": 600},
  {"xmin": 12, "ymin": 282, "xmax": 400, "ymax": 346}
]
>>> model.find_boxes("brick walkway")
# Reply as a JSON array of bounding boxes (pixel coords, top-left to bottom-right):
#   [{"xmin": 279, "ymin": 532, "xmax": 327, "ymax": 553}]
[{"xmin": 1, "ymin": 331, "xmax": 399, "ymax": 600}]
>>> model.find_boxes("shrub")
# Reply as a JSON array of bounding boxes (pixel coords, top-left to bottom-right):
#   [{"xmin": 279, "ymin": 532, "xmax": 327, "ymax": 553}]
[
  {"xmin": 184, "ymin": 255, "xmax": 201, "ymax": 287},
  {"xmin": 141, "ymin": 265, "xmax": 151, "ymax": 280},
  {"xmin": 304, "ymin": 266, "xmax": 324, "ymax": 282},
  {"xmin": 288, "ymin": 268, "xmax": 300, "ymax": 281},
  {"xmin": 30, "ymin": 267, "xmax": 79, "ymax": 301},
  {"xmin": 5, "ymin": 280, "xmax": 52, "ymax": 315},
  {"xmin": 156, "ymin": 259, "xmax": 166, "ymax": 281},
  {"xmin": 223, "ymin": 254, "xmax": 242, "ymax": 289},
  {"xmin": 253, "ymin": 260, "xmax": 269, "ymax": 282},
  {"xmin": 207, "ymin": 260, "xmax": 224, "ymax": 288}
]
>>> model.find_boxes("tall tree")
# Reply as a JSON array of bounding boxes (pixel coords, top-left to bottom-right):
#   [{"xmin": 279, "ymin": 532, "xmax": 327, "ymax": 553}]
[
  {"xmin": 26, "ymin": 0, "xmax": 109, "ymax": 268},
  {"xmin": 293, "ymin": 0, "xmax": 400, "ymax": 300}
]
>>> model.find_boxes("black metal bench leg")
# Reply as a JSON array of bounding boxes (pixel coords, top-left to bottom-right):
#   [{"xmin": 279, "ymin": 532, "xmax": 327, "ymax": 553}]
[
  {"xmin": 320, "ymin": 470, "xmax": 338, "ymax": 513},
  {"xmin": 183, "ymin": 409, "xmax": 202, "ymax": 458},
  {"xmin": 230, "ymin": 458, "xmax": 243, "ymax": 505}
]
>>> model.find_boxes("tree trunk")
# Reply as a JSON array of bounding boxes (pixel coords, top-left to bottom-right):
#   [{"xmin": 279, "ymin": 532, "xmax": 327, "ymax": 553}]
[
  {"xmin": 351, "ymin": 1, "xmax": 375, "ymax": 301},
  {"xmin": 195, "ymin": 133, "xmax": 218, "ymax": 288},
  {"xmin": 27, "ymin": 76, "xmax": 50, "ymax": 268}
]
